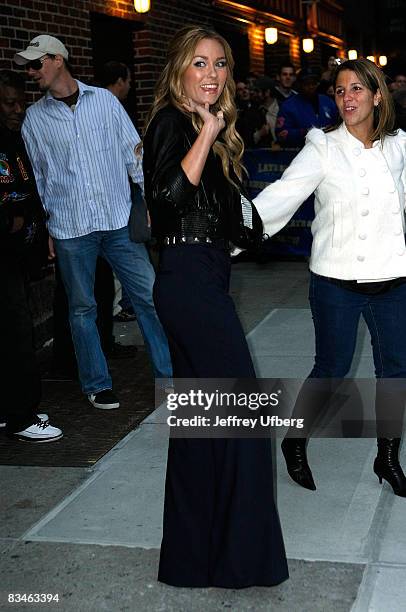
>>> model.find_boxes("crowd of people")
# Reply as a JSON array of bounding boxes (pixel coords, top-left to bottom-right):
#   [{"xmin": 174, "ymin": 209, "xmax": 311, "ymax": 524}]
[
  {"xmin": 1, "ymin": 24, "xmax": 406, "ymax": 592},
  {"xmin": 235, "ymin": 57, "xmax": 406, "ymax": 149}
]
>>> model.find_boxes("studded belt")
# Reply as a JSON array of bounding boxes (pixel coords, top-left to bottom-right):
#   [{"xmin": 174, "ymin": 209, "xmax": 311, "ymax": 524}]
[{"xmin": 162, "ymin": 235, "xmax": 230, "ymax": 250}]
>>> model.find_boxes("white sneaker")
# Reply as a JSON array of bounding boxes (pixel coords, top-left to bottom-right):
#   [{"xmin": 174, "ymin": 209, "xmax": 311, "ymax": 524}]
[
  {"xmin": 1, "ymin": 413, "xmax": 48, "ymax": 429},
  {"xmin": 13, "ymin": 416, "xmax": 63, "ymax": 443}
]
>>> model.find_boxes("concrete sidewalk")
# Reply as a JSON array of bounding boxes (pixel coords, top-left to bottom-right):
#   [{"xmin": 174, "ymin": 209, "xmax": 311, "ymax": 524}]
[{"xmin": 1, "ymin": 261, "xmax": 405, "ymax": 611}]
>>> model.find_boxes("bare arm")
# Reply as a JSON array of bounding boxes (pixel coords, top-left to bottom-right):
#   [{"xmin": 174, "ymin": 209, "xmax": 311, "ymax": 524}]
[{"xmin": 180, "ymin": 101, "xmax": 225, "ymax": 185}]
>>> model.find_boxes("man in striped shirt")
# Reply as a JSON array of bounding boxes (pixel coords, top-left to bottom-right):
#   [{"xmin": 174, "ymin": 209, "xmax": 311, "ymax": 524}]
[{"xmin": 15, "ymin": 35, "xmax": 172, "ymax": 410}]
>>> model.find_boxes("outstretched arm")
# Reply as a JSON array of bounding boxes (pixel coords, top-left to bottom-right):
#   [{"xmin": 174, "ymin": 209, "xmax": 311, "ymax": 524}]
[{"xmin": 254, "ymin": 129, "xmax": 327, "ymax": 237}]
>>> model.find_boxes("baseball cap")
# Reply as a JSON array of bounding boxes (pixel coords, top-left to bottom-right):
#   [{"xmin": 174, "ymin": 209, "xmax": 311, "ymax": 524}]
[
  {"xmin": 14, "ymin": 35, "xmax": 69, "ymax": 65},
  {"xmin": 296, "ymin": 67, "xmax": 321, "ymax": 82}
]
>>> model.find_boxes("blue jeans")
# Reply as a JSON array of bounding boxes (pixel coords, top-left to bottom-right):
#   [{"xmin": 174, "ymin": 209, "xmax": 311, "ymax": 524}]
[
  {"xmin": 119, "ymin": 286, "xmax": 133, "ymax": 312},
  {"xmin": 309, "ymin": 273, "xmax": 406, "ymax": 379},
  {"xmin": 293, "ymin": 273, "xmax": 406, "ymax": 438},
  {"xmin": 54, "ymin": 227, "xmax": 172, "ymax": 395}
]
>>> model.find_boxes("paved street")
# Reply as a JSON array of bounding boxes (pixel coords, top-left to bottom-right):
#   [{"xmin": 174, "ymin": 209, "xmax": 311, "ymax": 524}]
[{"xmin": 1, "ymin": 261, "xmax": 405, "ymax": 611}]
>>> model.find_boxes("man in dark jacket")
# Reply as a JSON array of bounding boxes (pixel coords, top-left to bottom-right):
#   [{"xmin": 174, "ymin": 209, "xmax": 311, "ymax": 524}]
[
  {"xmin": 0, "ymin": 70, "xmax": 62, "ymax": 441},
  {"xmin": 276, "ymin": 67, "xmax": 338, "ymax": 148}
]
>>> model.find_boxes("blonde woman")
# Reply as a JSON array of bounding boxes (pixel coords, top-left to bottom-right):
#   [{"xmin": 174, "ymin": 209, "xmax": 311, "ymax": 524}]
[
  {"xmin": 143, "ymin": 25, "xmax": 288, "ymax": 588},
  {"xmin": 254, "ymin": 59, "xmax": 406, "ymax": 497}
]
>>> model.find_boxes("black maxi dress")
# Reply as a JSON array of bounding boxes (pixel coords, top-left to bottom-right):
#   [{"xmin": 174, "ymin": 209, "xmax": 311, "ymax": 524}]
[{"xmin": 143, "ymin": 105, "xmax": 288, "ymax": 588}]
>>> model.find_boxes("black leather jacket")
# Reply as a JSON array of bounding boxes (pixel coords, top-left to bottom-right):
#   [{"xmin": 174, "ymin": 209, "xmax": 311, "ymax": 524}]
[{"xmin": 143, "ymin": 105, "xmax": 247, "ymax": 244}]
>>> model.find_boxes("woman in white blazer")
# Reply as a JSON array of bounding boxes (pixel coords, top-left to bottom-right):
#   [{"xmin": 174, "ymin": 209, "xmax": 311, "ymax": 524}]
[{"xmin": 254, "ymin": 59, "xmax": 406, "ymax": 497}]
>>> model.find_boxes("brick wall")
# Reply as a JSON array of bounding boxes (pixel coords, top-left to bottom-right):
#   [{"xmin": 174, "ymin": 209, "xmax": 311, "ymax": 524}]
[
  {"xmin": 0, "ymin": 0, "xmax": 211, "ymax": 120},
  {"xmin": 289, "ymin": 36, "xmax": 301, "ymax": 70},
  {"xmin": 264, "ymin": 34, "xmax": 293, "ymax": 78},
  {"xmin": 1, "ymin": 1, "xmax": 141, "ymax": 103},
  {"xmin": 133, "ymin": 0, "xmax": 212, "ymax": 123},
  {"xmin": 0, "ymin": 1, "xmax": 344, "ymax": 122},
  {"xmin": 247, "ymin": 24, "xmax": 265, "ymax": 76}
]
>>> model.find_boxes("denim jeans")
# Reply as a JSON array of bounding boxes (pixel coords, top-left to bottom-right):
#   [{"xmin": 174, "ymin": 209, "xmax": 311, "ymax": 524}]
[
  {"xmin": 54, "ymin": 226, "xmax": 172, "ymax": 395},
  {"xmin": 292, "ymin": 273, "xmax": 406, "ymax": 438},
  {"xmin": 308, "ymin": 273, "xmax": 406, "ymax": 379}
]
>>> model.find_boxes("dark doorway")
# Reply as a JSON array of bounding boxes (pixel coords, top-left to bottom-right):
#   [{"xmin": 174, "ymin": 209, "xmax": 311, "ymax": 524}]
[
  {"xmin": 213, "ymin": 19, "xmax": 250, "ymax": 81},
  {"xmin": 319, "ymin": 42, "xmax": 339, "ymax": 72},
  {"xmin": 90, "ymin": 12, "xmax": 143, "ymax": 127},
  {"xmin": 264, "ymin": 36, "xmax": 291, "ymax": 78}
]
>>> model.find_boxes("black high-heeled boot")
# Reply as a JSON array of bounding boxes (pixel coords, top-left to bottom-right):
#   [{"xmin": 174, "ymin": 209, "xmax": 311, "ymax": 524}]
[
  {"xmin": 373, "ymin": 438, "xmax": 406, "ymax": 497},
  {"xmin": 281, "ymin": 437, "xmax": 316, "ymax": 491}
]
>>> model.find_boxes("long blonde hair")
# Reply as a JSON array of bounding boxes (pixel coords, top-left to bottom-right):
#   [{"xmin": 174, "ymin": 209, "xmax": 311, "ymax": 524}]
[{"xmin": 145, "ymin": 25, "xmax": 244, "ymax": 183}]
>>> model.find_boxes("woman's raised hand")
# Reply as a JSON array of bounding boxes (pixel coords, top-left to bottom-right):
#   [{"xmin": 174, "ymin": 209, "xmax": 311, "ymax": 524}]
[
  {"xmin": 180, "ymin": 99, "xmax": 226, "ymax": 185},
  {"xmin": 184, "ymin": 99, "xmax": 225, "ymax": 144}
]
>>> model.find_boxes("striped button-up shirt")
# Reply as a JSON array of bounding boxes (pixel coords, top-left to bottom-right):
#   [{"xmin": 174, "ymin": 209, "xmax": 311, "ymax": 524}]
[{"xmin": 22, "ymin": 80, "xmax": 143, "ymax": 239}]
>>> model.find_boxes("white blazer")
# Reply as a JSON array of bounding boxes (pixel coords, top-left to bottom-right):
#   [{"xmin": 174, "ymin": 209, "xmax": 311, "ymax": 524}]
[{"xmin": 254, "ymin": 124, "xmax": 406, "ymax": 280}]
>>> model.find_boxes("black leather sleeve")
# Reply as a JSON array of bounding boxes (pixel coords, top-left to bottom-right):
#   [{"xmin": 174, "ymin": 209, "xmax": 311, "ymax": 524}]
[{"xmin": 143, "ymin": 108, "xmax": 198, "ymax": 216}]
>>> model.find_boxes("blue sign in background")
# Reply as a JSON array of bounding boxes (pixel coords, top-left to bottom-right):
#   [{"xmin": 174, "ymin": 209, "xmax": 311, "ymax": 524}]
[{"xmin": 244, "ymin": 148, "xmax": 314, "ymax": 257}]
